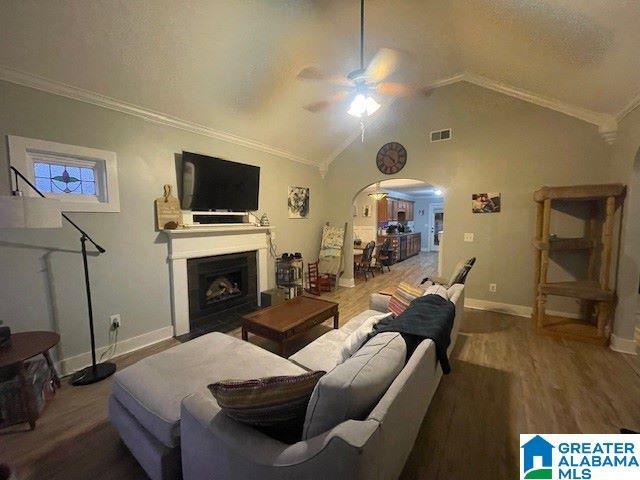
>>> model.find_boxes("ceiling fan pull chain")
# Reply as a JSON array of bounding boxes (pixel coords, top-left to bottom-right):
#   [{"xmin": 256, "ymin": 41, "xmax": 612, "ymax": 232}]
[{"xmin": 360, "ymin": 119, "xmax": 365, "ymax": 142}]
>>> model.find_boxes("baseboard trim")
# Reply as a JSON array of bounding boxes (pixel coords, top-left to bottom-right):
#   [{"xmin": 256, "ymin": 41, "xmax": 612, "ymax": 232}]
[
  {"xmin": 56, "ymin": 326, "xmax": 174, "ymax": 376},
  {"xmin": 338, "ymin": 277, "xmax": 356, "ymax": 288},
  {"xmin": 464, "ymin": 298, "xmax": 532, "ymax": 317},
  {"xmin": 464, "ymin": 298, "xmax": 581, "ymax": 320},
  {"xmin": 610, "ymin": 334, "xmax": 638, "ymax": 355}
]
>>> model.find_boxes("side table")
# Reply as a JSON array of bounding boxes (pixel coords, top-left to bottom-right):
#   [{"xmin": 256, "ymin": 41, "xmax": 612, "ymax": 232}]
[{"xmin": 0, "ymin": 331, "xmax": 60, "ymax": 429}]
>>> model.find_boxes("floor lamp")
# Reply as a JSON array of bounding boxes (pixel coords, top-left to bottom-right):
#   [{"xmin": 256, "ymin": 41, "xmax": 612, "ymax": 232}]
[{"xmin": 2, "ymin": 166, "xmax": 116, "ymax": 385}]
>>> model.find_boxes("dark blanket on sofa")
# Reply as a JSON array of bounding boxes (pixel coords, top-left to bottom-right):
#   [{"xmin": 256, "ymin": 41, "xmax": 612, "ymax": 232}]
[{"xmin": 372, "ymin": 294, "xmax": 456, "ymax": 374}]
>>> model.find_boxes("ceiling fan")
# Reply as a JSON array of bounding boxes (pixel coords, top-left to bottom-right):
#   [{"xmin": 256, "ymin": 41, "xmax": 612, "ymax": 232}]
[{"xmin": 298, "ymin": 0, "xmax": 425, "ymax": 117}]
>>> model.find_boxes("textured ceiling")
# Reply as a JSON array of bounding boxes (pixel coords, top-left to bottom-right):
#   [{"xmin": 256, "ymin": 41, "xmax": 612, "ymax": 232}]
[{"xmin": 1, "ymin": 0, "xmax": 638, "ymax": 165}]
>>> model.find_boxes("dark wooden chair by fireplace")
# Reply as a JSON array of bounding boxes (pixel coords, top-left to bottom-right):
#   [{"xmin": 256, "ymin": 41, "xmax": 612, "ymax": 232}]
[{"xmin": 306, "ymin": 260, "xmax": 332, "ymax": 295}]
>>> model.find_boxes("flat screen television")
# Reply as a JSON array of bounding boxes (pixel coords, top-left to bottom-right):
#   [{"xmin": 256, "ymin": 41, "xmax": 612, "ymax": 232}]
[{"xmin": 180, "ymin": 151, "xmax": 260, "ymax": 212}]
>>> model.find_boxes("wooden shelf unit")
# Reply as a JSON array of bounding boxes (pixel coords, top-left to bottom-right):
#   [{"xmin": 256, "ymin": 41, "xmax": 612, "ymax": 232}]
[{"xmin": 533, "ymin": 184, "xmax": 625, "ymax": 345}]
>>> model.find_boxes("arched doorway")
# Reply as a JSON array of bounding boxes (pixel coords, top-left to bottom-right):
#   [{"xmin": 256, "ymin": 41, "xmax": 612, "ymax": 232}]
[{"xmin": 350, "ymin": 179, "xmax": 445, "ymax": 284}]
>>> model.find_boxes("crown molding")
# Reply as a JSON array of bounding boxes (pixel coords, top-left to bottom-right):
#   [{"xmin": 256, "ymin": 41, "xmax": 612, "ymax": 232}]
[
  {"xmin": 461, "ymin": 72, "xmax": 616, "ymax": 129},
  {"xmin": 0, "ymin": 65, "xmax": 317, "ymax": 167},
  {"xmin": 616, "ymin": 91, "xmax": 640, "ymax": 123},
  {"xmin": 2, "ymin": 65, "xmax": 626, "ymax": 174}
]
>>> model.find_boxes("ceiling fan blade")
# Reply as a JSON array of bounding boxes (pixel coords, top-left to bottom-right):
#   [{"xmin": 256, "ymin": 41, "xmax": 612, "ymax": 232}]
[
  {"xmin": 376, "ymin": 82, "xmax": 416, "ymax": 96},
  {"xmin": 297, "ymin": 66, "xmax": 328, "ymax": 81},
  {"xmin": 297, "ymin": 67, "xmax": 352, "ymax": 86},
  {"xmin": 303, "ymin": 91, "xmax": 348, "ymax": 113},
  {"xmin": 377, "ymin": 82, "xmax": 436, "ymax": 97},
  {"xmin": 364, "ymin": 48, "xmax": 402, "ymax": 83}
]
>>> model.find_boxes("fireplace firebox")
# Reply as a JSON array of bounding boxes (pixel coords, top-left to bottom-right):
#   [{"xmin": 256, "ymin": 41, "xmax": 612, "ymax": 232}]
[{"xmin": 186, "ymin": 251, "xmax": 258, "ymax": 336}]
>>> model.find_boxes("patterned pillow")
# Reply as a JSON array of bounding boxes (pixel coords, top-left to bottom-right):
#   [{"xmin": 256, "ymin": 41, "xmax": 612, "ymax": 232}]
[
  {"xmin": 208, "ymin": 370, "xmax": 325, "ymax": 443},
  {"xmin": 388, "ymin": 282, "xmax": 425, "ymax": 316}
]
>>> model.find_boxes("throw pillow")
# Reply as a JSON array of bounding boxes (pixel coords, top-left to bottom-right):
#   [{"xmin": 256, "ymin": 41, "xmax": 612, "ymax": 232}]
[
  {"xmin": 388, "ymin": 282, "xmax": 425, "ymax": 316},
  {"xmin": 447, "ymin": 283, "xmax": 464, "ymax": 303},
  {"xmin": 208, "ymin": 370, "xmax": 325, "ymax": 443},
  {"xmin": 423, "ymin": 284, "xmax": 449, "ymax": 300},
  {"xmin": 302, "ymin": 332, "xmax": 406, "ymax": 440},
  {"xmin": 338, "ymin": 312, "xmax": 392, "ymax": 363}
]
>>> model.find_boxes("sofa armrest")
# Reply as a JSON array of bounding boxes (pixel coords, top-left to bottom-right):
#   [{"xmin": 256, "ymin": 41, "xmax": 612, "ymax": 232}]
[
  {"xmin": 180, "ymin": 393, "xmax": 380, "ymax": 479},
  {"xmin": 369, "ymin": 293, "xmax": 391, "ymax": 312}
]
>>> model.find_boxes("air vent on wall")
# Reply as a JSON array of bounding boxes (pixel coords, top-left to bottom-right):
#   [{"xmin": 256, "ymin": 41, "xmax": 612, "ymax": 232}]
[{"xmin": 430, "ymin": 129, "xmax": 452, "ymax": 143}]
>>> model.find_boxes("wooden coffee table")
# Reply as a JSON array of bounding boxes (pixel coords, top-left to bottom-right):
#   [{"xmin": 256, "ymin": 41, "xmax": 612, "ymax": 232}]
[{"xmin": 242, "ymin": 296, "xmax": 339, "ymax": 356}]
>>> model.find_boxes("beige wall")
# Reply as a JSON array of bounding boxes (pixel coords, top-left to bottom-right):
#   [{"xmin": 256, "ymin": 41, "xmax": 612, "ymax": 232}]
[
  {"xmin": 0, "ymin": 80, "xmax": 327, "ymax": 365},
  {"xmin": 352, "ymin": 189, "xmax": 378, "ymax": 243},
  {"xmin": 611, "ymin": 106, "xmax": 640, "ymax": 347},
  {"xmin": 2, "ymin": 76, "xmax": 636, "ymax": 365},
  {"xmin": 323, "ymin": 82, "xmax": 613, "ymax": 312}
]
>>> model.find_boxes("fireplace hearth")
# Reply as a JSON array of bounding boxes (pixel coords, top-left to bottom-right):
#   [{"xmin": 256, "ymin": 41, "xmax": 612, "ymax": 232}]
[{"xmin": 186, "ymin": 251, "xmax": 258, "ymax": 338}]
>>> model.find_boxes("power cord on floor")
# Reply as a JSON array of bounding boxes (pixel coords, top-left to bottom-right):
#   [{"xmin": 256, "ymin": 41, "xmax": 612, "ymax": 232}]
[{"xmin": 99, "ymin": 325, "xmax": 119, "ymax": 362}]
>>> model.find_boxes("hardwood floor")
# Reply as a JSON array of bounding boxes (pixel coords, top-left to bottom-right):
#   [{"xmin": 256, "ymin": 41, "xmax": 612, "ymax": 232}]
[{"xmin": 2, "ymin": 252, "xmax": 639, "ymax": 480}]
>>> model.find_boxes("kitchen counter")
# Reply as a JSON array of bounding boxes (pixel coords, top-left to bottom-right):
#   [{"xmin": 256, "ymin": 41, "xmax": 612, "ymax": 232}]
[{"xmin": 377, "ymin": 232, "xmax": 421, "ymax": 262}]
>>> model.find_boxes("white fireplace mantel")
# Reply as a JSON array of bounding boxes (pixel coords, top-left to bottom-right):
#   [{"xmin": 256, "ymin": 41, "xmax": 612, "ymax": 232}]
[{"xmin": 163, "ymin": 225, "xmax": 274, "ymax": 336}]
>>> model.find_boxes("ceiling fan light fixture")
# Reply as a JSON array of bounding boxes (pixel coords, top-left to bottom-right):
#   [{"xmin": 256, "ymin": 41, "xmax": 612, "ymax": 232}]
[
  {"xmin": 365, "ymin": 96, "xmax": 381, "ymax": 115},
  {"xmin": 347, "ymin": 94, "xmax": 367, "ymax": 117},
  {"xmin": 347, "ymin": 93, "xmax": 380, "ymax": 118}
]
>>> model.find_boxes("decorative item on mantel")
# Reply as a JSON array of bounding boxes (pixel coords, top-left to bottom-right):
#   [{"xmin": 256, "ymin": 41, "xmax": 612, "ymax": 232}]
[{"xmin": 155, "ymin": 184, "xmax": 182, "ymax": 230}]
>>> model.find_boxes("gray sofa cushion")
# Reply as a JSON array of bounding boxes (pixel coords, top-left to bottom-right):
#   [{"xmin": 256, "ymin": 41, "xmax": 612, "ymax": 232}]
[
  {"xmin": 288, "ymin": 310, "xmax": 390, "ymax": 372},
  {"xmin": 302, "ymin": 332, "xmax": 406, "ymax": 440},
  {"xmin": 288, "ymin": 329, "xmax": 348, "ymax": 372},
  {"xmin": 112, "ymin": 332, "xmax": 305, "ymax": 448}
]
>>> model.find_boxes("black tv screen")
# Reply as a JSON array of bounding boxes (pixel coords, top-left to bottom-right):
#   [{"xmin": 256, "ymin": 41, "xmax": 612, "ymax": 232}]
[{"xmin": 180, "ymin": 151, "xmax": 260, "ymax": 211}]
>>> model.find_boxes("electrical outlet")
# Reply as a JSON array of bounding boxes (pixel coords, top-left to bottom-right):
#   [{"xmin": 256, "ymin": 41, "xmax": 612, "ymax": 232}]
[
  {"xmin": 110, "ymin": 314, "xmax": 121, "ymax": 330},
  {"xmin": 464, "ymin": 233, "xmax": 474, "ymax": 242},
  {"xmin": 489, "ymin": 283, "xmax": 497, "ymax": 293}
]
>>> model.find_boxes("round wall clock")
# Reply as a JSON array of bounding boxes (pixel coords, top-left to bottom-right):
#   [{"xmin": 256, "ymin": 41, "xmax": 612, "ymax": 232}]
[{"xmin": 376, "ymin": 142, "xmax": 407, "ymax": 175}]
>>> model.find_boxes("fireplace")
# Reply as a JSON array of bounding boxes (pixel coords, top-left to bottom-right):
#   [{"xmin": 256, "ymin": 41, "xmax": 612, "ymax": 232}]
[{"xmin": 187, "ymin": 251, "xmax": 258, "ymax": 336}]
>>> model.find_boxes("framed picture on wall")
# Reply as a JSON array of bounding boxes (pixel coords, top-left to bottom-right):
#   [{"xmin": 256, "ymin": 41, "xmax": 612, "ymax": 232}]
[
  {"xmin": 472, "ymin": 193, "xmax": 501, "ymax": 213},
  {"xmin": 288, "ymin": 186, "xmax": 310, "ymax": 218},
  {"xmin": 362, "ymin": 204, "xmax": 372, "ymax": 217}
]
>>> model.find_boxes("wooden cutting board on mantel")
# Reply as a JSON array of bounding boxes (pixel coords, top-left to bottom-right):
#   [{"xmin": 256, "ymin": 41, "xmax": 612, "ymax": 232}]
[{"xmin": 155, "ymin": 185, "xmax": 182, "ymax": 230}]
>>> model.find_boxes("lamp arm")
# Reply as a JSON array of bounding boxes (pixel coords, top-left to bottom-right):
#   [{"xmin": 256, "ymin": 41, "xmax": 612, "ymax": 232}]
[{"xmin": 9, "ymin": 166, "xmax": 106, "ymax": 253}]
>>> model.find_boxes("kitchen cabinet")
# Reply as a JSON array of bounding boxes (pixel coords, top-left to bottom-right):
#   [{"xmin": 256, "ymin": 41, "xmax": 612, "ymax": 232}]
[{"xmin": 376, "ymin": 197, "xmax": 415, "ymax": 222}]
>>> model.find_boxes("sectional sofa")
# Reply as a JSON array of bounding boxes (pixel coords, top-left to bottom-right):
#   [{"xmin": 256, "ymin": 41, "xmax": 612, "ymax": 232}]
[{"xmin": 109, "ymin": 284, "xmax": 464, "ymax": 480}]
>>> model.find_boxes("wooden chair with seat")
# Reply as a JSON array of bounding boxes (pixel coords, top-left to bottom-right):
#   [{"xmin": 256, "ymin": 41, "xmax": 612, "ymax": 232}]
[
  {"xmin": 306, "ymin": 260, "xmax": 332, "ymax": 295},
  {"xmin": 355, "ymin": 241, "xmax": 376, "ymax": 282},
  {"xmin": 376, "ymin": 237, "xmax": 394, "ymax": 273}
]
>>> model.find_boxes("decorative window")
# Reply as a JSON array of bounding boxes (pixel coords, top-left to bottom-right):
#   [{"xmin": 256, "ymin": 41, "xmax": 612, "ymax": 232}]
[{"xmin": 8, "ymin": 136, "xmax": 120, "ymax": 213}]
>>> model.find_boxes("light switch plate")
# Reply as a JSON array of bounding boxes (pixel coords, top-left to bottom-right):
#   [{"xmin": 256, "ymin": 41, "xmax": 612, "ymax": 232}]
[{"xmin": 464, "ymin": 233, "xmax": 474, "ymax": 242}]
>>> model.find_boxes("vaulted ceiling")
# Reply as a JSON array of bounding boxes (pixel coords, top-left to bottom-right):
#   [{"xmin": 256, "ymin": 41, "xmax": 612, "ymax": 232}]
[{"xmin": 1, "ymin": 0, "xmax": 639, "ymax": 166}]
